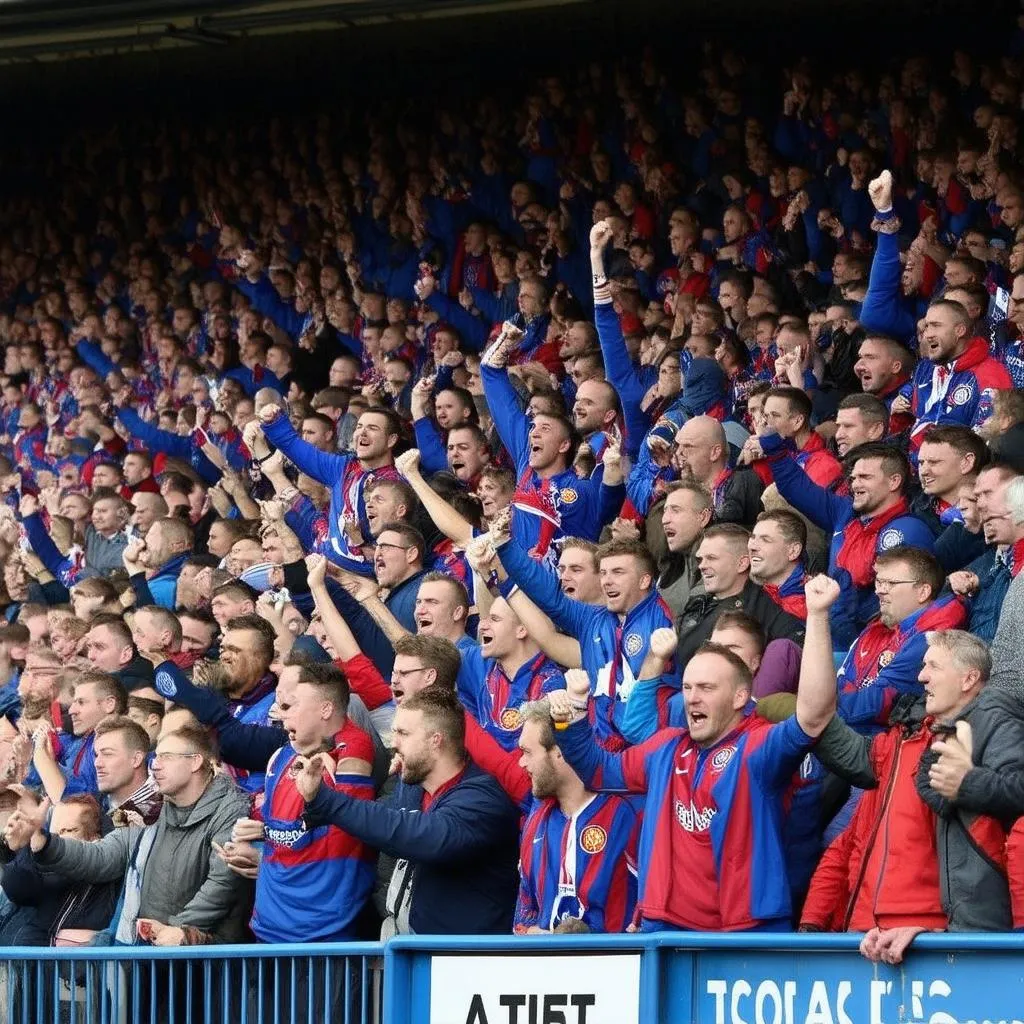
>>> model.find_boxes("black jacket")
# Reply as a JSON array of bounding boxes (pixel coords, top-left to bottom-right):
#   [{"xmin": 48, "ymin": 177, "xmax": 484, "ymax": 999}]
[
  {"xmin": 306, "ymin": 761, "xmax": 520, "ymax": 935},
  {"xmin": 717, "ymin": 468, "xmax": 765, "ymax": 529},
  {"xmin": 675, "ymin": 579, "xmax": 806, "ymax": 667},
  {"xmin": 0, "ymin": 846, "xmax": 119, "ymax": 946},
  {"xmin": 116, "ymin": 653, "xmax": 155, "ymax": 693}
]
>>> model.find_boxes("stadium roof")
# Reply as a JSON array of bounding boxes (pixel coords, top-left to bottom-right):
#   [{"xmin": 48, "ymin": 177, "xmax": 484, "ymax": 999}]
[{"xmin": 0, "ymin": 0, "xmax": 595, "ymax": 64}]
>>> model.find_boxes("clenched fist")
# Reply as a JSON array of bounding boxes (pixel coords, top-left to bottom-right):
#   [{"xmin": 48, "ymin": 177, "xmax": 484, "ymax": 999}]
[
  {"xmin": 649, "ymin": 628, "xmax": 678, "ymax": 662},
  {"xmin": 868, "ymin": 169, "xmax": 893, "ymax": 212},
  {"xmin": 805, "ymin": 575, "xmax": 841, "ymax": 614}
]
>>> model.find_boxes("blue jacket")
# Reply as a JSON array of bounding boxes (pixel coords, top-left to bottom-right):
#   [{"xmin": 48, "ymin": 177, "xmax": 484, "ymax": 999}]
[
  {"xmin": 146, "ymin": 552, "xmax": 189, "ymax": 610},
  {"xmin": 263, "ymin": 412, "xmax": 400, "ymax": 572},
  {"xmin": 481, "ymin": 365, "xmax": 623, "ymax": 556},
  {"xmin": 305, "ymin": 762, "xmax": 520, "ymax": 935},
  {"xmin": 761, "ymin": 432, "xmax": 935, "ymax": 650},
  {"xmin": 963, "ymin": 547, "xmax": 1013, "ymax": 643},
  {"xmin": 496, "ymin": 537, "xmax": 678, "ymax": 747},
  {"xmin": 835, "ymin": 593, "xmax": 967, "ymax": 733},
  {"xmin": 115, "ymin": 408, "xmax": 222, "ymax": 485},
  {"xmin": 59, "ymin": 733, "xmax": 99, "ymax": 796},
  {"xmin": 935, "ymin": 521, "xmax": 988, "ymax": 573},
  {"xmin": 858, "ymin": 220, "xmax": 917, "ymax": 344},
  {"xmin": 908, "ymin": 336, "xmax": 1011, "ymax": 451}
]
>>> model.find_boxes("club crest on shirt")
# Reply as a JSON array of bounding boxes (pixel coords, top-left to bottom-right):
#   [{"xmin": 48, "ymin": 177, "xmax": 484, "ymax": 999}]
[
  {"xmin": 878, "ymin": 650, "xmax": 894, "ymax": 668},
  {"xmin": 154, "ymin": 671, "xmax": 177, "ymax": 698},
  {"xmin": 949, "ymin": 383, "xmax": 973, "ymax": 407},
  {"xmin": 711, "ymin": 746, "xmax": 736, "ymax": 772},
  {"xmin": 879, "ymin": 528, "xmax": 904, "ymax": 550},
  {"xmin": 579, "ymin": 824, "xmax": 607, "ymax": 854},
  {"xmin": 560, "ymin": 488, "xmax": 579, "ymax": 505},
  {"xmin": 624, "ymin": 633, "xmax": 644, "ymax": 657},
  {"xmin": 499, "ymin": 707, "xmax": 522, "ymax": 731}
]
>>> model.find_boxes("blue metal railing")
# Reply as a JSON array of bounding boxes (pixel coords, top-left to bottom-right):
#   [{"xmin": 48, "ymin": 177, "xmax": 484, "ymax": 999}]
[
  {"xmin": 5, "ymin": 932, "xmax": 1024, "ymax": 1024},
  {"xmin": 0, "ymin": 942, "xmax": 384, "ymax": 1024}
]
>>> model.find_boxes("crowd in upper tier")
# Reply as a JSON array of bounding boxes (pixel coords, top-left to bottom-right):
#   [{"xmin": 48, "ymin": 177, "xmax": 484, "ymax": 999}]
[{"xmin": 0, "ymin": 16, "xmax": 1024, "ymax": 971}]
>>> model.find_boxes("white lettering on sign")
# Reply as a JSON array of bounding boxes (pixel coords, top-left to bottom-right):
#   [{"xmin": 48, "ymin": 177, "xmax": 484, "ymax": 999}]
[
  {"xmin": 706, "ymin": 978, "xmax": 1024, "ymax": 1024},
  {"xmin": 430, "ymin": 954, "xmax": 640, "ymax": 1024}
]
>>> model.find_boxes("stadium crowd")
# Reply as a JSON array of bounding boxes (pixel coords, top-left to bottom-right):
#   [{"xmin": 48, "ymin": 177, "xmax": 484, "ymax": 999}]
[{"xmin": 1, "ymin": 20, "xmax": 1024, "ymax": 984}]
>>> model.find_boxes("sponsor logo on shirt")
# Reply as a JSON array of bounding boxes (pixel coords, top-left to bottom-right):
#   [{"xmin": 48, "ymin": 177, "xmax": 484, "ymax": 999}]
[
  {"xmin": 265, "ymin": 824, "xmax": 307, "ymax": 847},
  {"xmin": 675, "ymin": 799, "xmax": 716, "ymax": 833}
]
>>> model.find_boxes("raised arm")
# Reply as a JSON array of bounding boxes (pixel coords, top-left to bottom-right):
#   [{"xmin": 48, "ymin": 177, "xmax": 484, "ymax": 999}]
[
  {"xmin": 480, "ymin": 324, "xmax": 531, "ymax": 468},
  {"xmin": 549, "ymin": 679, "xmax": 675, "ymax": 794},
  {"xmin": 115, "ymin": 407, "xmax": 192, "ymax": 460},
  {"xmin": 759, "ymin": 433, "xmax": 846, "ymax": 532},
  {"xmin": 466, "ymin": 535, "xmax": 582, "ymax": 668},
  {"xmin": 591, "ymin": 221, "xmax": 652, "ymax": 407},
  {"xmin": 150, "ymin": 661, "xmax": 286, "ymax": 770},
  {"xmin": 494, "ymin": 532, "xmax": 593, "ymax": 638},
  {"xmin": 20, "ymin": 504, "xmax": 78, "ymax": 589},
  {"xmin": 260, "ymin": 405, "xmax": 349, "ymax": 486},
  {"xmin": 396, "ymin": 449, "xmax": 474, "ymax": 546},
  {"xmin": 795, "ymin": 576, "xmax": 841, "ymax": 737},
  {"xmin": 858, "ymin": 171, "xmax": 916, "ymax": 344}
]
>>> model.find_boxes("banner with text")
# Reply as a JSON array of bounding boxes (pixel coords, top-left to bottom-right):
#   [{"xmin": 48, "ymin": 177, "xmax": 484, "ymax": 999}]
[{"xmin": 429, "ymin": 953, "xmax": 640, "ymax": 1024}]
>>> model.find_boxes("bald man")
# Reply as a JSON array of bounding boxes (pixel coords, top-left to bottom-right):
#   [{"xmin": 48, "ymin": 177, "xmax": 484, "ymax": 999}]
[{"xmin": 674, "ymin": 416, "xmax": 763, "ymax": 527}]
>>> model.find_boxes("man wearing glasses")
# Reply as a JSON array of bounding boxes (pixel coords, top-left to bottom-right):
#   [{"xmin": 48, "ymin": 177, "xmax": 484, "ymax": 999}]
[
  {"xmin": 334, "ymin": 522, "xmax": 429, "ymax": 639},
  {"xmin": 835, "ymin": 546, "xmax": 967, "ymax": 736},
  {"xmin": 9, "ymin": 724, "xmax": 250, "ymax": 952}
]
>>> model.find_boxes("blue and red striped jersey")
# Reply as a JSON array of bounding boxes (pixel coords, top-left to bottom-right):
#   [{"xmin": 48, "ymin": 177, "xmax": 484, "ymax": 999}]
[
  {"xmin": 250, "ymin": 718, "xmax": 376, "ymax": 943},
  {"xmin": 555, "ymin": 711, "xmax": 815, "ymax": 931},
  {"xmin": 514, "ymin": 793, "xmax": 638, "ymax": 934},
  {"xmin": 457, "ymin": 646, "xmax": 565, "ymax": 751}
]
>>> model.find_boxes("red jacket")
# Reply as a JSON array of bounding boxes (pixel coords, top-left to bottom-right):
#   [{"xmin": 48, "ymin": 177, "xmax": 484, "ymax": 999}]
[
  {"xmin": 803, "ymin": 721, "xmax": 947, "ymax": 932},
  {"xmin": 753, "ymin": 432, "xmax": 842, "ymax": 490},
  {"xmin": 1008, "ymin": 818, "xmax": 1024, "ymax": 930}
]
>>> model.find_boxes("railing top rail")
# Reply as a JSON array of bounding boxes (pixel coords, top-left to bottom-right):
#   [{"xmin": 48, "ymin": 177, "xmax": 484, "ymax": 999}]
[
  {"xmin": 5, "ymin": 930, "xmax": 1024, "ymax": 961},
  {"xmin": 0, "ymin": 941, "xmax": 386, "ymax": 960},
  {"xmin": 385, "ymin": 930, "xmax": 1024, "ymax": 953}
]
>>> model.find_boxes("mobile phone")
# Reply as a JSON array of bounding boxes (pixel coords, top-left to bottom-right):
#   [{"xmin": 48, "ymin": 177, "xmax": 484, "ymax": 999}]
[{"xmin": 931, "ymin": 723, "xmax": 957, "ymax": 738}]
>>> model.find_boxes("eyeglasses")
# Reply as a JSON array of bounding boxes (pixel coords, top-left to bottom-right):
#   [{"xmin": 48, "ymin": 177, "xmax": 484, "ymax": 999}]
[
  {"xmin": 152, "ymin": 751, "xmax": 200, "ymax": 764},
  {"xmin": 391, "ymin": 666, "xmax": 429, "ymax": 682},
  {"xmin": 376, "ymin": 541, "xmax": 414, "ymax": 553},
  {"xmin": 874, "ymin": 578, "xmax": 920, "ymax": 592}
]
